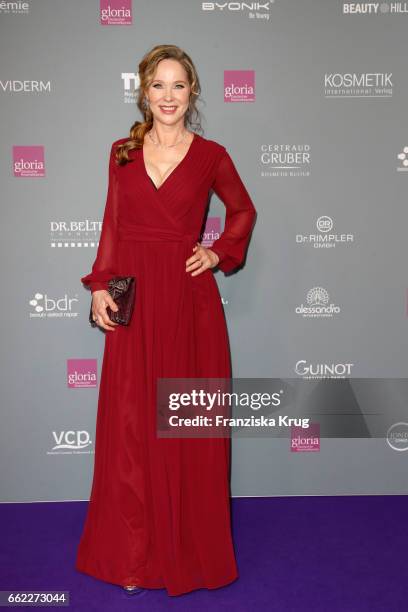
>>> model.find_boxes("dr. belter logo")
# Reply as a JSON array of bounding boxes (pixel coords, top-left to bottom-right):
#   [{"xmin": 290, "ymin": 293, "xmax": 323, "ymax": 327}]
[
  {"xmin": 29, "ymin": 292, "xmax": 79, "ymax": 319},
  {"xmin": 48, "ymin": 431, "xmax": 93, "ymax": 454},
  {"xmin": 296, "ymin": 287, "xmax": 341, "ymax": 318}
]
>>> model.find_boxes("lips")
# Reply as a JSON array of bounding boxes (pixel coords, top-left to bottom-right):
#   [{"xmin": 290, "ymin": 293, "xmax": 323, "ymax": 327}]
[{"xmin": 159, "ymin": 106, "xmax": 177, "ymax": 113}]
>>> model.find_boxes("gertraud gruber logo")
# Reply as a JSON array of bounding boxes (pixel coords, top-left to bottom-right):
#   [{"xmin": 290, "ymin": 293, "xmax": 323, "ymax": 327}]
[
  {"xmin": 122, "ymin": 72, "xmax": 140, "ymax": 103},
  {"xmin": 224, "ymin": 70, "xmax": 255, "ymax": 102},
  {"xmin": 296, "ymin": 215, "xmax": 355, "ymax": 249},
  {"xmin": 67, "ymin": 359, "xmax": 97, "ymax": 389},
  {"xmin": 397, "ymin": 146, "xmax": 408, "ymax": 171},
  {"xmin": 48, "ymin": 431, "xmax": 93, "ymax": 454},
  {"xmin": 296, "ymin": 287, "xmax": 341, "ymax": 318},
  {"xmin": 13, "ymin": 146, "xmax": 45, "ymax": 177},
  {"xmin": 261, "ymin": 144, "xmax": 311, "ymax": 178},
  {"xmin": 343, "ymin": 2, "xmax": 408, "ymax": 15},
  {"xmin": 324, "ymin": 72, "xmax": 393, "ymax": 97},
  {"xmin": 29, "ymin": 292, "xmax": 79, "ymax": 319},
  {"xmin": 50, "ymin": 220, "xmax": 102, "ymax": 247},
  {"xmin": 295, "ymin": 360, "xmax": 354, "ymax": 379},
  {"xmin": 100, "ymin": 0, "xmax": 132, "ymax": 25}
]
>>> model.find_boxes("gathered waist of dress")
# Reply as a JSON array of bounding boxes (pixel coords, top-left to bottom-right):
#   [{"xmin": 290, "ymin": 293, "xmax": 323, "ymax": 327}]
[{"xmin": 119, "ymin": 223, "xmax": 197, "ymax": 245}]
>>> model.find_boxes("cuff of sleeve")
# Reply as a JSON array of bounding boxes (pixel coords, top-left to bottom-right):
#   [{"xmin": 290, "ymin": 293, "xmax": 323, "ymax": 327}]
[
  {"xmin": 208, "ymin": 245, "xmax": 225, "ymax": 266},
  {"xmin": 89, "ymin": 281, "xmax": 109, "ymax": 293}
]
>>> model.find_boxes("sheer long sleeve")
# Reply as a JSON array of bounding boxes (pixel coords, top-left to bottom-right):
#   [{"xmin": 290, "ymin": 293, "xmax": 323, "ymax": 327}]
[
  {"xmin": 209, "ymin": 148, "xmax": 257, "ymax": 273},
  {"xmin": 80, "ymin": 142, "xmax": 119, "ymax": 293}
]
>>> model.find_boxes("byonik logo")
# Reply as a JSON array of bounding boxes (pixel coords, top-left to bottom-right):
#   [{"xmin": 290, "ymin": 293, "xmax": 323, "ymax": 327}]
[
  {"xmin": 13, "ymin": 146, "xmax": 45, "ymax": 177},
  {"xmin": 296, "ymin": 287, "xmax": 341, "ymax": 318},
  {"xmin": 50, "ymin": 220, "xmax": 101, "ymax": 247},
  {"xmin": 0, "ymin": 1, "xmax": 30, "ymax": 14},
  {"xmin": 122, "ymin": 72, "xmax": 140, "ymax": 103},
  {"xmin": 48, "ymin": 431, "xmax": 93, "ymax": 455},
  {"xmin": 100, "ymin": 0, "xmax": 132, "ymax": 25},
  {"xmin": 343, "ymin": 2, "xmax": 408, "ymax": 15},
  {"xmin": 397, "ymin": 146, "xmax": 408, "ymax": 171},
  {"xmin": 294, "ymin": 360, "xmax": 355, "ymax": 379},
  {"xmin": 261, "ymin": 143, "xmax": 311, "ymax": 178},
  {"xmin": 0, "ymin": 80, "xmax": 51, "ymax": 93},
  {"xmin": 291, "ymin": 423, "xmax": 320, "ymax": 452},
  {"xmin": 202, "ymin": 1, "xmax": 272, "ymax": 20},
  {"xmin": 296, "ymin": 216, "xmax": 355, "ymax": 249},
  {"xmin": 386, "ymin": 422, "xmax": 408, "ymax": 451},
  {"xmin": 29, "ymin": 292, "xmax": 79, "ymax": 319},
  {"xmin": 324, "ymin": 72, "xmax": 393, "ymax": 98},
  {"xmin": 224, "ymin": 70, "xmax": 255, "ymax": 102},
  {"xmin": 67, "ymin": 359, "xmax": 97, "ymax": 388},
  {"xmin": 200, "ymin": 217, "xmax": 221, "ymax": 247}
]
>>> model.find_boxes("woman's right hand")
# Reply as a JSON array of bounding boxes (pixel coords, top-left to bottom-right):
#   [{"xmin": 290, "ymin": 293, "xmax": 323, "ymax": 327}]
[{"xmin": 91, "ymin": 289, "xmax": 119, "ymax": 331}]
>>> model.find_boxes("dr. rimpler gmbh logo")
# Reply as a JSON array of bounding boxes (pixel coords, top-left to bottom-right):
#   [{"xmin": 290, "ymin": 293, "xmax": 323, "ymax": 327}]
[
  {"xmin": 291, "ymin": 423, "xmax": 320, "ymax": 452},
  {"xmin": 200, "ymin": 217, "xmax": 221, "ymax": 247},
  {"xmin": 100, "ymin": 0, "xmax": 132, "ymax": 25},
  {"xmin": 29, "ymin": 291, "xmax": 79, "ymax": 319},
  {"xmin": 296, "ymin": 287, "xmax": 341, "ymax": 318},
  {"xmin": 48, "ymin": 431, "xmax": 93, "ymax": 454},
  {"xmin": 296, "ymin": 215, "xmax": 354, "ymax": 249},
  {"xmin": 67, "ymin": 359, "xmax": 97, "ymax": 389},
  {"xmin": 224, "ymin": 70, "xmax": 255, "ymax": 102},
  {"xmin": 13, "ymin": 146, "xmax": 45, "ymax": 177}
]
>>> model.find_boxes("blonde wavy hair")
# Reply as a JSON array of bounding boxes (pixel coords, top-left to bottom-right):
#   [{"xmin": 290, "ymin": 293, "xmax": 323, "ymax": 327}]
[{"xmin": 115, "ymin": 44, "xmax": 203, "ymax": 166}]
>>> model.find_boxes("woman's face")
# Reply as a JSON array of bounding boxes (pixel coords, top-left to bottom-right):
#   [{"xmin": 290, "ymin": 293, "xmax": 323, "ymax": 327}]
[{"xmin": 146, "ymin": 59, "xmax": 191, "ymax": 128}]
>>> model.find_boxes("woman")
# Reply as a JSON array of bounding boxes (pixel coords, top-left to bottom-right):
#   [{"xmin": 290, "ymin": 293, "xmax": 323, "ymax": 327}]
[{"xmin": 75, "ymin": 44, "xmax": 257, "ymax": 597}]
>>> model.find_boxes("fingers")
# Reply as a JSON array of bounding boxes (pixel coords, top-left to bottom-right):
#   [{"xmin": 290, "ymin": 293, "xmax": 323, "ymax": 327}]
[
  {"xmin": 91, "ymin": 291, "xmax": 119, "ymax": 331},
  {"xmin": 186, "ymin": 244, "xmax": 218, "ymax": 276}
]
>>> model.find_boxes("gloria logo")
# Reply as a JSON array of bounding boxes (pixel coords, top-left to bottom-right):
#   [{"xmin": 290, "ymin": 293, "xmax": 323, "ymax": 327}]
[
  {"xmin": 261, "ymin": 143, "xmax": 311, "ymax": 178},
  {"xmin": 324, "ymin": 72, "xmax": 393, "ymax": 97},
  {"xmin": 100, "ymin": 0, "xmax": 132, "ymax": 25},
  {"xmin": 295, "ymin": 360, "xmax": 354, "ymax": 379},
  {"xmin": 48, "ymin": 431, "xmax": 93, "ymax": 454},
  {"xmin": 0, "ymin": 1, "xmax": 30, "ymax": 14},
  {"xmin": 29, "ymin": 292, "xmax": 79, "ymax": 319},
  {"xmin": 296, "ymin": 215, "xmax": 354, "ymax": 249},
  {"xmin": 13, "ymin": 146, "xmax": 45, "ymax": 177},
  {"xmin": 296, "ymin": 287, "xmax": 341, "ymax": 318},
  {"xmin": 67, "ymin": 359, "xmax": 97, "ymax": 388},
  {"xmin": 291, "ymin": 423, "xmax": 320, "ymax": 452},
  {"xmin": 224, "ymin": 70, "xmax": 255, "ymax": 102},
  {"xmin": 200, "ymin": 217, "xmax": 221, "ymax": 247}
]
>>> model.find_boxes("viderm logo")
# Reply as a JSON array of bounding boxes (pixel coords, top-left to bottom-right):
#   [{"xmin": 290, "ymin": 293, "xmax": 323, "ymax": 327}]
[
  {"xmin": 67, "ymin": 359, "xmax": 98, "ymax": 389},
  {"xmin": 201, "ymin": 216, "xmax": 221, "ymax": 247},
  {"xmin": 13, "ymin": 145, "xmax": 45, "ymax": 177},
  {"xmin": 224, "ymin": 70, "xmax": 255, "ymax": 102},
  {"xmin": 100, "ymin": 0, "xmax": 132, "ymax": 25}
]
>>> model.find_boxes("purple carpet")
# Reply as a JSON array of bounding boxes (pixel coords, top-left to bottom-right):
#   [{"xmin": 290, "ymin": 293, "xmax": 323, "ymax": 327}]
[{"xmin": 1, "ymin": 496, "xmax": 407, "ymax": 611}]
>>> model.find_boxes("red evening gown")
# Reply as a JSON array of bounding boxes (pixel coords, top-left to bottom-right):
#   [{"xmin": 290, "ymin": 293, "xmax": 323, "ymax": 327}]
[{"xmin": 75, "ymin": 132, "xmax": 256, "ymax": 596}]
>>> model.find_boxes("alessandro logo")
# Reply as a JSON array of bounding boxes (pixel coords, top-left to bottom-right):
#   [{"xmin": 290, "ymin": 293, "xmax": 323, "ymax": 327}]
[
  {"xmin": 50, "ymin": 220, "xmax": 102, "ymax": 247},
  {"xmin": 324, "ymin": 72, "xmax": 393, "ymax": 97},
  {"xmin": 343, "ymin": 2, "xmax": 408, "ymax": 14},
  {"xmin": 295, "ymin": 360, "xmax": 354, "ymax": 379},
  {"xmin": 296, "ymin": 287, "xmax": 341, "ymax": 318},
  {"xmin": 261, "ymin": 144, "xmax": 311, "ymax": 178},
  {"xmin": 296, "ymin": 216, "xmax": 354, "ymax": 249},
  {"xmin": 48, "ymin": 431, "xmax": 93, "ymax": 454}
]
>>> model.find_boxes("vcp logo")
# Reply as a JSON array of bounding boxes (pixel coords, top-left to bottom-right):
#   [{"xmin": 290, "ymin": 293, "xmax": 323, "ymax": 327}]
[
  {"xmin": 49, "ymin": 431, "xmax": 93, "ymax": 454},
  {"xmin": 29, "ymin": 292, "xmax": 79, "ymax": 319},
  {"xmin": 386, "ymin": 422, "xmax": 408, "ymax": 452}
]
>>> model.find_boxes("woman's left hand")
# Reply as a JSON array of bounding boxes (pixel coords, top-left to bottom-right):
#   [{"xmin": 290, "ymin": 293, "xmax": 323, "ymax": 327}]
[{"xmin": 186, "ymin": 242, "xmax": 220, "ymax": 276}]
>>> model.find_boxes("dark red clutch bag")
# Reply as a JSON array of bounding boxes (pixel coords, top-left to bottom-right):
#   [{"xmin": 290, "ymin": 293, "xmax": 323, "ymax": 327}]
[{"xmin": 89, "ymin": 276, "xmax": 136, "ymax": 327}]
